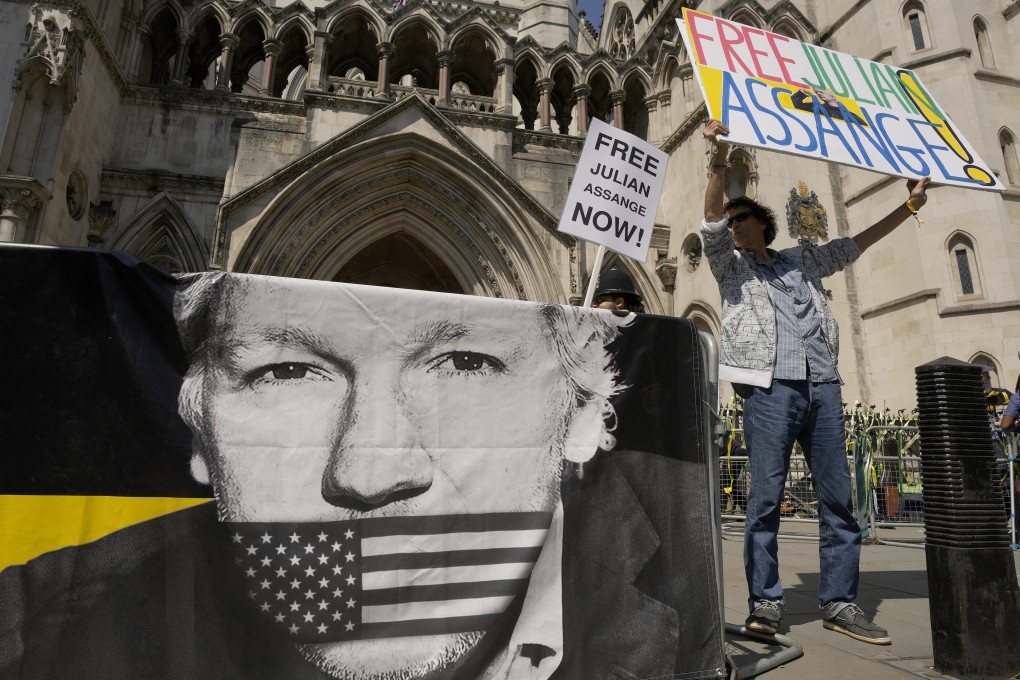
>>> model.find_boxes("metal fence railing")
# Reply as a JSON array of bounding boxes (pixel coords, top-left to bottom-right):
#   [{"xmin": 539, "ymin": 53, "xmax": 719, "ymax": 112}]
[
  {"xmin": 719, "ymin": 429, "xmax": 855, "ymax": 530},
  {"xmin": 996, "ymin": 430, "xmax": 1018, "ymax": 550},
  {"xmin": 853, "ymin": 426, "xmax": 924, "ymax": 545},
  {"xmin": 718, "ymin": 426, "xmax": 1019, "ymax": 550}
]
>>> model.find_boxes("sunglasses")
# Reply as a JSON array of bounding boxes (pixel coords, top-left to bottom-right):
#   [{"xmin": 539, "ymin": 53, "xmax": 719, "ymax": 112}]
[{"xmin": 729, "ymin": 211, "xmax": 753, "ymax": 224}]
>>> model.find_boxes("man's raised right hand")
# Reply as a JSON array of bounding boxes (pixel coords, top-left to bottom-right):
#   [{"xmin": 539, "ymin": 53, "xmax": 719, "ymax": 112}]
[{"xmin": 703, "ymin": 119, "xmax": 731, "ymax": 151}]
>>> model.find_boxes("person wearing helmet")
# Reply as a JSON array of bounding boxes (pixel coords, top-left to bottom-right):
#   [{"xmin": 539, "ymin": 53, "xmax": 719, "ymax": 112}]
[{"xmin": 592, "ymin": 268, "xmax": 643, "ymax": 313}]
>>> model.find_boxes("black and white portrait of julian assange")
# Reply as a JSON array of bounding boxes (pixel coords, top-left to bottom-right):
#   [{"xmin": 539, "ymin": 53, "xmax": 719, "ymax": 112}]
[{"xmin": 0, "ymin": 263, "xmax": 724, "ymax": 680}]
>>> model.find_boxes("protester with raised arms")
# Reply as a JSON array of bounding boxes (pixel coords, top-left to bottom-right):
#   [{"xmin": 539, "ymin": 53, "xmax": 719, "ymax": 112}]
[{"xmin": 700, "ymin": 118, "xmax": 930, "ymax": 645}]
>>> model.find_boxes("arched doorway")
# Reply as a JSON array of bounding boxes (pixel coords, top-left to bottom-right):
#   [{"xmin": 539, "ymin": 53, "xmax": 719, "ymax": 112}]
[{"xmin": 332, "ymin": 232, "xmax": 465, "ymax": 293}]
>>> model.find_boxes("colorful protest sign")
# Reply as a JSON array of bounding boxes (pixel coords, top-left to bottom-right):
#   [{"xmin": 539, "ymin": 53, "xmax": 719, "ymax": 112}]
[
  {"xmin": 678, "ymin": 8, "xmax": 1004, "ymax": 191},
  {"xmin": 558, "ymin": 118, "xmax": 669, "ymax": 260}
]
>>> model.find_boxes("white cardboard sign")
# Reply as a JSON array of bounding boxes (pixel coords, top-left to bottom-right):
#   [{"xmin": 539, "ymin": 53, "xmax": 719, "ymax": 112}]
[
  {"xmin": 557, "ymin": 119, "xmax": 669, "ymax": 261},
  {"xmin": 677, "ymin": 8, "xmax": 1004, "ymax": 191}
]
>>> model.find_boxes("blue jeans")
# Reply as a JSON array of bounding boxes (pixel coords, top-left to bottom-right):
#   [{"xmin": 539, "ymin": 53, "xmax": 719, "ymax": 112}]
[{"xmin": 742, "ymin": 380, "xmax": 861, "ymax": 609}]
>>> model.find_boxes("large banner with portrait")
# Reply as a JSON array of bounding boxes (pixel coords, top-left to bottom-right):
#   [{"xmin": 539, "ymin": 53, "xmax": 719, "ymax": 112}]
[
  {"xmin": 0, "ymin": 245, "xmax": 724, "ymax": 680},
  {"xmin": 678, "ymin": 8, "xmax": 1004, "ymax": 192}
]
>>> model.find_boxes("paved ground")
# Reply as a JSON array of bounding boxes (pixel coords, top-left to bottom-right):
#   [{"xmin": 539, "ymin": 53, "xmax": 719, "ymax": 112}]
[{"xmin": 719, "ymin": 523, "xmax": 1020, "ymax": 679}]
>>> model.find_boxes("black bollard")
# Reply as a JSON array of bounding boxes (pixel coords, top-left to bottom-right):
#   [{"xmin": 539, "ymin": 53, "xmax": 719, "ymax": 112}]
[{"xmin": 915, "ymin": 357, "xmax": 1020, "ymax": 679}]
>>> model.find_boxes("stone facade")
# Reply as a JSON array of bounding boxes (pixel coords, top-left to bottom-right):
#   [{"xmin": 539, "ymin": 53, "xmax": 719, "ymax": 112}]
[{"xmin": 0, "ymin": 0, "xmax": 1017, "ymax": 406}]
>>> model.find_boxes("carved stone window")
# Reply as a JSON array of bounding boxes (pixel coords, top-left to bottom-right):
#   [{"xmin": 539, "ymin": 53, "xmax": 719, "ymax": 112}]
[
  {"xmin": 947, "ymin": 233, "xmax": 983, "ymax": 300},
  {"xmin": 1000, "ymin": 128, "xmax": 1019, "ymax": 185},
  {"xmin": 970, "ymin": 352, "xmax": 1001, "ymax": 387},
  {"xmin": 975, "ymin": 17, "xmax": 995, "ymax": 68},
  {"xmin": 66, "ymin": 170, "xmax": 86, "ymax": 220},
  {"xmin": 610, "ymin": 9, "xmax": 635, "ymax": 61},
  {"xmin": 955, "ymin": 249, "xmax": 975, "ymax": 294},
  {"xmin": 903, "ymin": 1, "xmax": 933, "ymax": 52},
  {"xmin": 681, "ymin": 233, "xmax": 703, "ymax": 273},
  {"xmin": 147, "ymin": 254, "xmax": 183, "ymax": 274}
]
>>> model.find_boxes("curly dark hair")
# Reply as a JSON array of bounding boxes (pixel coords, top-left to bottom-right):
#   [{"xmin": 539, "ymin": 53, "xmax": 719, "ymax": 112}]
[{"xmin": 723, "ymin": 196, "xmax": 778, "ymax": 246}]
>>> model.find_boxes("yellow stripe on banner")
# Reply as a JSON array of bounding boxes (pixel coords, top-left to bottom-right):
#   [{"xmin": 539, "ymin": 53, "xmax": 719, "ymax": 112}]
[
  {"xmin": 0, "ymin": 495, "xmax": 214, "ymax": 570},
  {"xmin": 699, "ymin": 64, "xmax": 724, "ymax": 120}
]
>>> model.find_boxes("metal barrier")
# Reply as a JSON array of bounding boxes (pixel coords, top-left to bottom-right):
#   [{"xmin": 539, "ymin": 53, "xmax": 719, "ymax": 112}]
[
  {"xmin": 720, "ymin": 424, "xmax": 1019, "ymax": 550},
  {"xmin": 708, "ymin": 364, "xmax": 805, "ymax": 677},
  {"xmin": 853, "ymin": 426, "xmax": 925, "ymax": 545},
  {"xmin": 718, "ymin": 428, "xmax": 857, "ymax": 531},
  {"xmin": 995, "ymin": 430, "xmax": 1018, "ymax": 550},
  {"xmin": 868, "ymin": 455, "xmax": 925, "ymax": 524},
  {"xmin": 719, "ymin": 453, "xmax": 845, "ymax": 524}
]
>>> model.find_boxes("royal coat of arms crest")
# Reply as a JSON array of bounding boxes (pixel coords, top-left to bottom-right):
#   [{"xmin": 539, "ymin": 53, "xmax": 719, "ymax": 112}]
[{"xmin": 786, "ymin": 181, "xmax": 828, "ymax": 244}]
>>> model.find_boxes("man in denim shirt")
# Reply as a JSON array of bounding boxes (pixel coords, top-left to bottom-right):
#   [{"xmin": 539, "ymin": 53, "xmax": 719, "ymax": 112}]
[{"xmin": 701, "ymin": 119, "xmax": 930, "ymax": 645}]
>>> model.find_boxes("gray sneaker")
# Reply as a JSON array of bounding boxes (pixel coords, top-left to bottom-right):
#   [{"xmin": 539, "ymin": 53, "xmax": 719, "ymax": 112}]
[
  {"xmin": 745, "ymin": 599, "xmax": 783, "ymax": 634},
  {"xmin": 823, "ymin": 603, "xmax": 891, "ymax": 644}
]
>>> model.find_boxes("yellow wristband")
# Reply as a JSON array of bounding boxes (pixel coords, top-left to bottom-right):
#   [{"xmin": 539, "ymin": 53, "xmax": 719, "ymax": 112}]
[{"xmin": 905, "ymin": 198, "xmax": 924, "ymax": 228}]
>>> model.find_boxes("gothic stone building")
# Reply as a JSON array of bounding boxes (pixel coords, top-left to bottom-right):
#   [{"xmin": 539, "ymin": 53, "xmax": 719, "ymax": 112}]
[{"xmin": 1, "ymin": 0, "xmax": 1018, "ymax": 407}]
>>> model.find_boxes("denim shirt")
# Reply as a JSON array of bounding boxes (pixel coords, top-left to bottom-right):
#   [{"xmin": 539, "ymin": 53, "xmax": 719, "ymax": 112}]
[
  {"xmin": 751, "ymin": 250, "xmax": 837, "ymax": 382},
  {"xmin": 700, "ymin": 216, "xmax": 861, "ymax": 388}
]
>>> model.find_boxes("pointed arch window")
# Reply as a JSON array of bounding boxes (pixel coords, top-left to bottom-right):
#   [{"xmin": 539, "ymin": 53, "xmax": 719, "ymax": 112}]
[
  {"xmin": 729, "ymin": 11, "xmax": 762, "ymax": 29},
  {"xmin": 1000, "ymin": 129, "xmax": 1020, "ymax": 185},
  {"xmin": 903, "ymin": 2, "xmax": 932, "ymax": 52},
  {"xmin": 609, "ymin": 8, "xmax": 635, "ymax": 61},
  {"xmin": 970, "ymin": 352, "xmax": 1000, "ymax": 387},
  {"xmin": 333, "ymin": 232, "xmax": 465, "ymax": 293},
  {"xmin": 947, "ymin": 233, "xmax": 982, "ymax": 299},
  {"xmin": 771, "ymin": 20, "xmax": 803, "ymax": 41},
  {"xmin": 147, "ymin": 253, "xmax": 184, "ymax": 274},
  {"xmin": 974, "ymin": 17, "xmax": 994, "ymax": 68}
]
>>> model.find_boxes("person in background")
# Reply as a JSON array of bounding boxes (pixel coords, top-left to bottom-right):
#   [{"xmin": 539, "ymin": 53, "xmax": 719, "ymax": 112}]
[
  {"xmin": 984, "ymin": 367, "xmax": 1013, "ymax": 426},
  {"xmin": 999, "ymin": 375, "xmax": 1020, "ymax": 432},
  {"xmin": 591, "ymin": 268, "xmax": 643, "ymax": 313}
]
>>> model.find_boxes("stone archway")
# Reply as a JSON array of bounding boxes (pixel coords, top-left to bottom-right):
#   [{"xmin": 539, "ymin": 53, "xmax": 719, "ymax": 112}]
[
  {"xmin": 332, "ymin": 231, "xmax": 465, "ymax": 293},
  {"xmin": 226, "ymin": 119, "xmax": 567, "ymax": 302}
]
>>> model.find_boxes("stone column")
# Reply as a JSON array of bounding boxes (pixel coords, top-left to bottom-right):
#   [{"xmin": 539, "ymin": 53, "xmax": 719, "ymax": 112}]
[
  {"xmin": 644, "ymin": 95, "xmax": 659, "ymax": 142},
  {"xmin": 0, "ymin": 191, "xmax": 32, "ymax": 242},
  {"xmin": 307, "ymin": 30, "xmax": 333, "ymax": 92},
  {"xmin": 260, "ymin": 39, "xmax": 283, "ymax": 96},
  {"xmin": 521, "ymin": 109, "xmax": 537, "ymax": 130},
  {"xmin": 437, "ymin": 50, "xmax": 452, "ymax": 105},
  {"xmin": 376, "ymin": 42, "xmax": 393, "ymax": 97},
  {"xmin": 538, "ymin": 78, "xmax": 552, "ymax": 132},
  {"xmin": 573, "ymin": 84, "xmax": 590, "ymax": 135},
  {"xmin": 169, "ymin": 28, "xmax": 194, "ymax": 86},
  {"xmin": 495, "ymin": 58, "xmax": 514, "ymax": 114},
  {"xmin": 87, "ymin": 201, "xmax": 116, "ymax": 247},
  {"xmin": 556, "ymin": 112, "xmax": 572, "ymax": 134},
  {"xmin": 117, "ymin": 11, "xmax": 137, "ymax": 64},
  {"xmin": 655, "ymin": 257, "xmax": 678, "ymax": 295},
  {"xmin": 215, "ymin": 33, "xmax": 239, "ymax": 92},
  {"xmin": 657, "ymin": 91, "xmax": 672, "ymax": 140},
  {"xmin": 301, "ymin": 43, "xmax": 314, "ymax": 72},
  {"xmin": 129, "ymin": 23, "xmax": 149, "ymax": 81},
  {"xmin": 610, "ymin": 89, "xmax": 625, "ymax": 128}
]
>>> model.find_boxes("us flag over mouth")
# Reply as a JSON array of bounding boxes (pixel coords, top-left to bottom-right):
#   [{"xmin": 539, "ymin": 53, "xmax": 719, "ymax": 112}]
[{"xmin": 227, "ymin": 512, "xmax": 552, "ymax": 643}]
